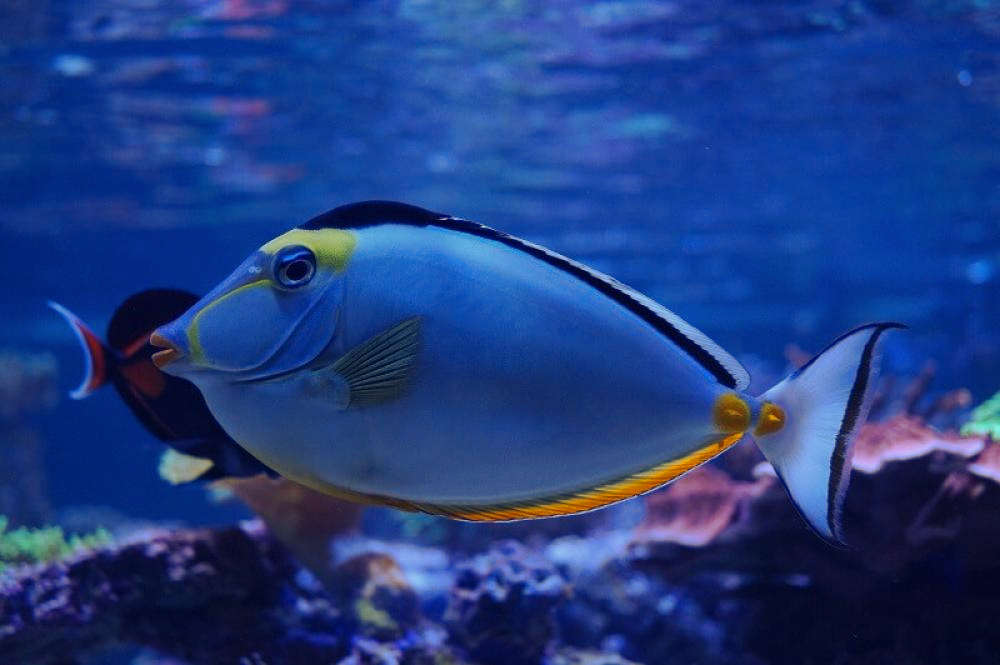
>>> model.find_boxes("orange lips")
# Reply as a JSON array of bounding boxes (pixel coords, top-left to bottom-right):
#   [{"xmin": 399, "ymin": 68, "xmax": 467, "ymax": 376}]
[{"xmin": 149, "ymin": 331, "xmax": 183, "ymax": 368}]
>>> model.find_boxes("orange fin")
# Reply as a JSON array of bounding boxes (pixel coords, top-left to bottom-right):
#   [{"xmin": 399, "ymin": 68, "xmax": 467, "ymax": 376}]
[{"xmin": 405, "ymin": 432, "xmax": 746, "ymax": 522}]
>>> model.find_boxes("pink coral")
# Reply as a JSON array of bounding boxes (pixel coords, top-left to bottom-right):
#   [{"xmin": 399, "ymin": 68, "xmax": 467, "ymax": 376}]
[
  {"xmin": 632, "ymin": 466, "xmax": 774, "ymax": 548},
  {"xmin": 851, "ymin": 415, "xmax": 986, "ymax": 474},
  {"xmin": 967, "ymin": 442, "xmax": 1000, "ymax": 484}
]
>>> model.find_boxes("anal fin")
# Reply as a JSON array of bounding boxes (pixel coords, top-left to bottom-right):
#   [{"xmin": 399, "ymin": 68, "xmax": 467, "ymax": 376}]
[
  {"xmin": 406, "ymin": 432, "xmax": 746, "ymax": 521},
  {"xmin": 281, "ymin": 433, "xmax": 745, "ymax": 522}
]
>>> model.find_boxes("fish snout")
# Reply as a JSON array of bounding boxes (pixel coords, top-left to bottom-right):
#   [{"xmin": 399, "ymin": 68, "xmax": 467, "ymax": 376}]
[{"xmin": 150, "ymin": 330, "xmax": 185, "ymax": 369}]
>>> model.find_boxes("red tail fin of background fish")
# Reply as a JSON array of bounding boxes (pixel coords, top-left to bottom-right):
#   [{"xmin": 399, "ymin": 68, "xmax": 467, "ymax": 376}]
[
  {"xmin": 47, "ymin": 302, "xmax": 110, "ymax": 399},
  {"xmin": 49, "ymin": 290, "xmax": 275, "ymax": 481}
]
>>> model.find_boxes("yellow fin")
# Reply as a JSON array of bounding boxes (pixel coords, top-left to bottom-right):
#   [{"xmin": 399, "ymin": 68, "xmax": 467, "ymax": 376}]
[
  {"xmin": 158, "ymin": 449, "xmax": 215, "ymax": 485},
  {"xmin": 406, "ymin": 432, "xmax": 746, "ymax": 521}
]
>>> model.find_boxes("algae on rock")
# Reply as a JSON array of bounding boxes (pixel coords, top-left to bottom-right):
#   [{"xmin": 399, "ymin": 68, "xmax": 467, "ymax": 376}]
[
  {"xmin": 961, "ymin": 390, "xmax": 1000, "ymax": 440},
  {"xmin": 0, "ymin": 515, "xmax": 111, "ymax": 571}
]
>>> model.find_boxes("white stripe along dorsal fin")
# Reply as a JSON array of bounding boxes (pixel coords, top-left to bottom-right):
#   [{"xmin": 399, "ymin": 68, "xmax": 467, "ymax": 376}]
[{"xmin": 301, "ymin": 201, "xmax": 750, "ymax": 390}]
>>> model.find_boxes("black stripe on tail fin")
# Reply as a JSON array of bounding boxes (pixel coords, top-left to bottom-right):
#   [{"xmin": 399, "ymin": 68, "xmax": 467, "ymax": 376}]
[{"xmin": 754, "ymin": 322, "xmax": 905, "ymax": 544}]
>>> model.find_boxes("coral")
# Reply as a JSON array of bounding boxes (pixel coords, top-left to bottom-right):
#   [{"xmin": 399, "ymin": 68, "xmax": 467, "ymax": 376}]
[
  {"xmin": 967, "ymin": 442, "xmax": 1000, "ymax": 483},
  {"xmin": 546, "ymin": 648, "xmax": 642, "ymax": 665},
  {"xmin": 555, "ymin": 556, "xmax": 739, "ymax": 665},
  {"xmin": 0, "ymin": 520, "xmax": 473, "ymax": 665},
  {"xmin": 445, "ymin": 541, "xmax": 567, "ymax": 665},
  {"xmin": 217, "ymin": 476, "xmax": 363, "ymax": 583},
  {"xmin": 961, "ymin": 390, "xmax": 1000, "ymax": 440},
  {"xmin": 631, "ymin": 465, "xmax": 773, "ymax": 548},
  {"xmin": 0, "ymin": 521, "xmax": 347, "ymax": 664},
  {"xmin": 852, "ymin": 415, "xmax": 986, "ymax": 474},
  {"xmin": 0, "ymin": 515, "xmax": 110, "ymax": 571},
  {"xmin": 865, "ymin": 359, "xmax": 973, "ymax": 431},
  {"xmin": 328, "ymin": 552, "xmax": 421, "ymax": 641}
]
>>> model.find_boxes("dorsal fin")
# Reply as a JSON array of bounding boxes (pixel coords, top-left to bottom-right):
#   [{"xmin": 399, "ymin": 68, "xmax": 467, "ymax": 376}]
[
  {"xmin": 108, "ymin": 289, "xmax": 200, "ymax": 356},
  {"xmin": 300, "ymin": 201, "xmax": 749, "ymax": 390},
  {"xmin": 300, "ymin": 200, "xmax": 445, "ymax": 230}
]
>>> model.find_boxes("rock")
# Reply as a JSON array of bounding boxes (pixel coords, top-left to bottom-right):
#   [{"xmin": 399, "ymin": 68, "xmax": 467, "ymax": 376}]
[
  {"xmin": 330, "ymin": 552, "xmax": 421, "ymax": 641},
  {"xmin": 0, "ymin": 521, "xmax": 351, "ymax": 665},
  {"xmin": 445, "ymin": 540, "xmax": 568, "ymax": 665}
]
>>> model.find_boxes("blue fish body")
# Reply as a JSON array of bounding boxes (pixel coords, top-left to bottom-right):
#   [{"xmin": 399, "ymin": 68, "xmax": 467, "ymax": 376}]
[
  {"xmin": 148, "ymin": 201, "xmax": 902, "ymax": 543},
  {"xmin": 197, "ymin": 222, "xmax": 734, "ymax": 504}
]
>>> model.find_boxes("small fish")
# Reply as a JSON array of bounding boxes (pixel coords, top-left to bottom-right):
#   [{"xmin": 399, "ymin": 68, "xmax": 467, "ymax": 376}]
[
  {"xmin": 142, "ymin": 201, "xmax": 895, "ymax": 543},
  {"xmin": 50, "ymin": 289, "xmax": 274, "ymax": 483}
]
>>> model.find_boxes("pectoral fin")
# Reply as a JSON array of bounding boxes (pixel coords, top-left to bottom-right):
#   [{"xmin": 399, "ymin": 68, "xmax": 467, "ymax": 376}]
[{"xmin": 324, "ymin": 316, "xmax": 422, "ymax": 407}]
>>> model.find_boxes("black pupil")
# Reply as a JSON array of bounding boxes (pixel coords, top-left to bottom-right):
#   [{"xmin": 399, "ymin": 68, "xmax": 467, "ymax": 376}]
[{"xmin": 284, "ymin": 259, "xmax": 310, "ymax": 282}]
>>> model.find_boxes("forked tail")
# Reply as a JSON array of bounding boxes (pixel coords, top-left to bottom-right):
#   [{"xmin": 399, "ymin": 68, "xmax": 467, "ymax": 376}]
[
  {"xmin": 47, "ymin": 301, "xmax": 114, "ymax": 399},
  {"xmin": 754, "ymin": 323, "xmax": 904, "ymax": 544}
]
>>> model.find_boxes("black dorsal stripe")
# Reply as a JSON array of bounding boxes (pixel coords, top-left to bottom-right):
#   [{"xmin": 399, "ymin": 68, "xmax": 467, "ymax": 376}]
[
  {"xmin": 300, "ymin": 201, "xmax": 445, "ymax": 229},
  {"xmin": 301, "ymin": 200, "xmax": 740, "ymax": 388}
]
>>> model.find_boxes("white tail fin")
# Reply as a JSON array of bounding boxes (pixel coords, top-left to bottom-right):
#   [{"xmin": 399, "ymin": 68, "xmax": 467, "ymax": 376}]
[{"xmin": 755, "ymin": 323, "xmax": 904, "ymax": 543}]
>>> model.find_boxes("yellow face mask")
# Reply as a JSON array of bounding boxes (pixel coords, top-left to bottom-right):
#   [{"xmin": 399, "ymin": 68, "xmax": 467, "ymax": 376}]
[{"xmin": 152, "ymin": 229, "xmax": 356, "ymax": 381}]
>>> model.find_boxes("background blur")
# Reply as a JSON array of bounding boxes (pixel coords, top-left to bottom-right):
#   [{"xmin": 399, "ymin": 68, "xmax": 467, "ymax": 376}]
[{"xmin": 0, "ymin": 0, "xmax": 997, "ymax": 528}]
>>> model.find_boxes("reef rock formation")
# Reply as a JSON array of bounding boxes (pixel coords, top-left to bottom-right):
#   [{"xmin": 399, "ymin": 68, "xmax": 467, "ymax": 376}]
[
  {"xmin": 445, "ymin": 541, "xmax": 568, "ymax": 665},
  {"xmin": 0, "ymin": 522, "xmax": 323, "ymax": 664},
  {"xmin": 0, "ymin": 520, "xmax": 467, "ymax": 665},
  {"xmin": 218, "ymin": 476, "xmax": 363, "ymax": 583}
]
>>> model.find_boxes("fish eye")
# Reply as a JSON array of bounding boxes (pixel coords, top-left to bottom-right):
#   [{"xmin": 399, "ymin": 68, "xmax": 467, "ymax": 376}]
[{"xmin": 273, "ymin": 246, "xmax": 316, "ymax": 289}]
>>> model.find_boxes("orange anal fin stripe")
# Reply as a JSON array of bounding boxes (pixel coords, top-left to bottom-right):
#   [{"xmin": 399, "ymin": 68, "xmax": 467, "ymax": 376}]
[
  {"xmin": 410, "ymin": 432, "xmax": 747, "ymax": 522},
  {"xmin": 283, "ymin": 433, "xmax": 746, "ymax": 522}
]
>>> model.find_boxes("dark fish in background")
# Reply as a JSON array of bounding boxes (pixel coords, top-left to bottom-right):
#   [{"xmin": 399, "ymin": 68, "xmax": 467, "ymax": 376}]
[{"xmin": 49, "ymin": 289, "xmax": 275, "ymax": 483}]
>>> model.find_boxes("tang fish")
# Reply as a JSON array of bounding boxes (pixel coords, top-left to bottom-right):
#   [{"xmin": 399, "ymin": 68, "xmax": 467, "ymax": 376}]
[
  {"xmin": 50, "ymin": 289, "xmax": 274, "ymax": 482},
  {"xmin": 109, "ymin": 201, "xmax": 897, "ymax": 543}
]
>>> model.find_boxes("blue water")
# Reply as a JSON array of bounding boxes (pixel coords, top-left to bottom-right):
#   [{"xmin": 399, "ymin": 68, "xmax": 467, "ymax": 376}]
[
  {"xmin": 3, "ymin": 0, "xmax": 997, "ymax": 513},
  {"xmin": 0, "ymin": 1, "xmax": 998, "ymax": 662}
]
